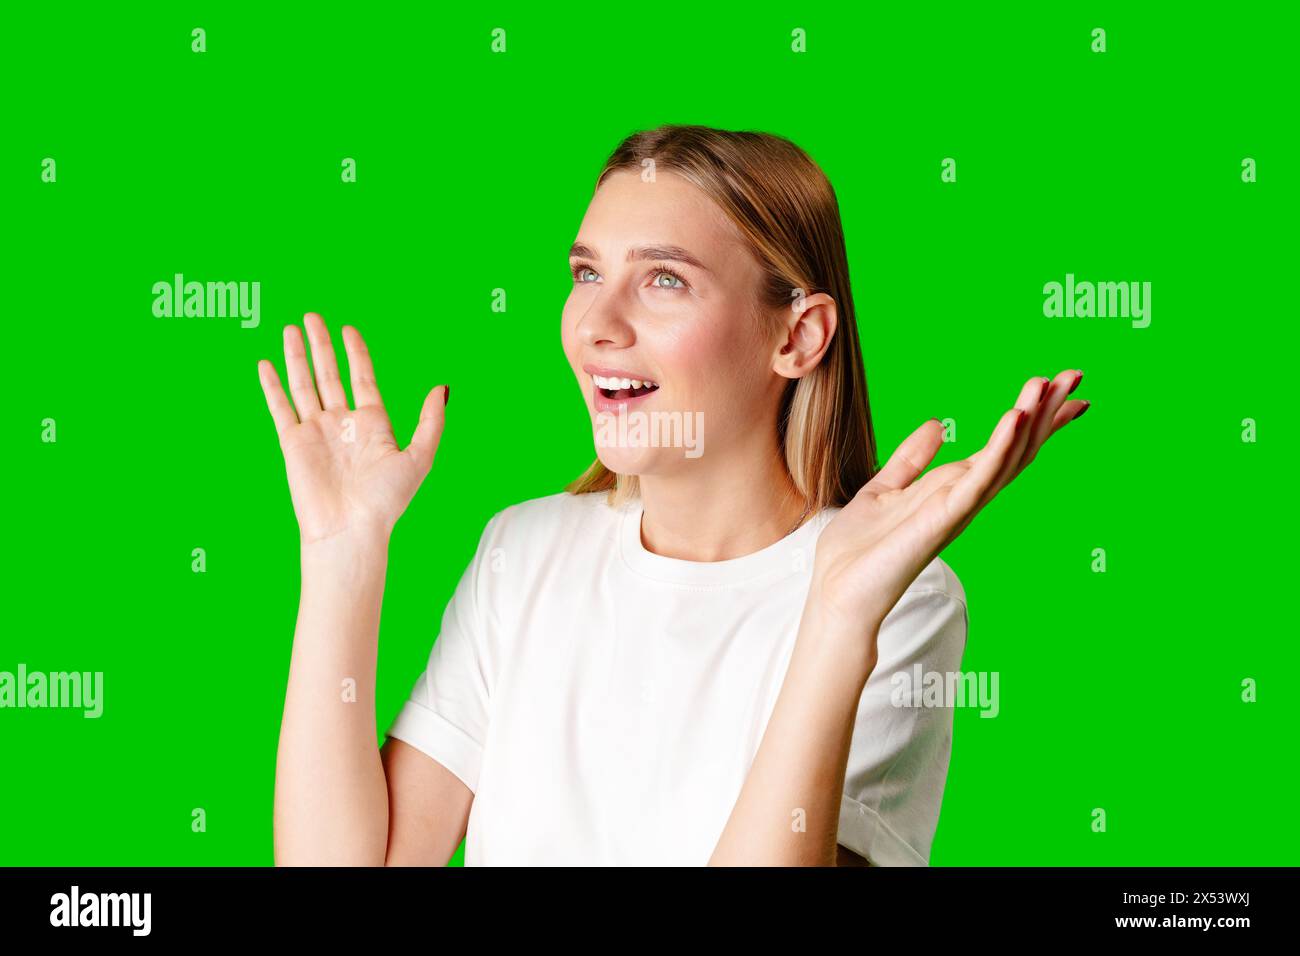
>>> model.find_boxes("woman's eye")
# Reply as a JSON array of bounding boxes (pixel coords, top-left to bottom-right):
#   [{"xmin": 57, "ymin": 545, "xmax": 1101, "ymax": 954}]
[
  {"xmin": 652, "ymin": 270, "xmax": 686, "ymax": 290},
  {"xmin": 571, "ymin": 263, "xmax": 687, "ymax": 291}
]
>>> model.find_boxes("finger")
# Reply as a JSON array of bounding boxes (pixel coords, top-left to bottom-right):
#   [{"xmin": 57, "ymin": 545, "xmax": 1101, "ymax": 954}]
[
  {"xmin": 1020, "ymin": 369, "xmax": 1082, "ymax": 470},
  {"xmin": 1053, "ymin": 399, "xmax": 1089, "ymax": 429},
  {"xmin": 341, "ymin": 325, "xmax": 386, "ymax": 410},
  {"xmin": 949, "ymin": 407, "xmax": 1025, "ymax": 517},
  {"xmin": 303, "ymin": 312, "xmax": 349, "ymax": 411},
  {"xmin": 257, "ymin": 360, "xmax": 298, "ymax": 435},
  {"xmin": 985, "ymin": 376, "xmax": 1048, "ymax": 499},
  {"xmin": 283, "ymin": 324, "xmax": 322, "ymax": 420},
  {"xmin": 404, "ymin": 385, "xmax": 449, "ymax": 476},
  {"xmin": 961, "ymin": 377, "xmax": 1044, "ymax": 465},
  {"xmin": 865, "ymin": 418, "xmax": 944, "ymax": 494}
]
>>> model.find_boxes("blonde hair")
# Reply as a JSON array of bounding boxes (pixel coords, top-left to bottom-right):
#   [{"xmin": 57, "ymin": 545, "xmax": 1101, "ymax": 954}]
[{"xmin": 565, "ymin": 125, "xmax": 878, "ymax": 512}]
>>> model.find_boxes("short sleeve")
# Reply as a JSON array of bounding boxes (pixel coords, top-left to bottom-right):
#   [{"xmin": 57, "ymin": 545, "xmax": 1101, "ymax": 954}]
[
  {"xmin": 837, "ymin": 579, "xmax": 969, "ymax": 866},
  {"xmin": 384, "ymin": 511, "xmax": 505, "ymax": 794}
]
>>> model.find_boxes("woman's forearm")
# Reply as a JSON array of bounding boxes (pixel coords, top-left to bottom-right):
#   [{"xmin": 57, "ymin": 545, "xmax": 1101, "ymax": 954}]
[
  {"xmin": 273, "ymin": 531, "xmax": 393, "ymax": 865},
  {"xmin": 709, "ymin": 603, "xmax": 877, "ymax": 866}
]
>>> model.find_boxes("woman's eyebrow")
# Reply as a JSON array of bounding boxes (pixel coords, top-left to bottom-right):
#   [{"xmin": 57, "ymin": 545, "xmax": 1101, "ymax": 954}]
[{"xmin": 568, "ymin": 241, "xmax": 712, "ymax": 274}]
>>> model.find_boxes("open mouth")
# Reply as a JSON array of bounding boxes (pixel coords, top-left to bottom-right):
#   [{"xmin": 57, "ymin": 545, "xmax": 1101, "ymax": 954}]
[{"xmin": 594, "ymin": 374, "xmax": 660, "ymax": 401}]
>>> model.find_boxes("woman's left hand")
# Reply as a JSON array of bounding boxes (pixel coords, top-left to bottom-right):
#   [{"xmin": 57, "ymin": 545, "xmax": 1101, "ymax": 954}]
[{"xmin": 808, "ymin": 369, "xmax": 1089, "ymax": 665}]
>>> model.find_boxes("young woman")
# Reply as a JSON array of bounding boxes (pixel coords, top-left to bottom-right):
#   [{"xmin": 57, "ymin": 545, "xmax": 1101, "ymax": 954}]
[{"xmin": 262, "ymin": 125, "xmax": 1089, "ymax": 867}]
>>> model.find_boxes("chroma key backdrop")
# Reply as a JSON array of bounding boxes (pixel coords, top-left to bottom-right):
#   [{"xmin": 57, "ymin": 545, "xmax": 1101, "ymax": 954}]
[{"xmin": 2, "ymin": 6, "xmax": 1295, "ymax": 866}]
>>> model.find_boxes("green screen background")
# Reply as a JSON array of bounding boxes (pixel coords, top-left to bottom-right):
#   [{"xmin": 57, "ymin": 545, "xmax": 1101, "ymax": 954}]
[{"xmin": 2, "ymin": 4, "xmax": 1294, "ymax": 865}]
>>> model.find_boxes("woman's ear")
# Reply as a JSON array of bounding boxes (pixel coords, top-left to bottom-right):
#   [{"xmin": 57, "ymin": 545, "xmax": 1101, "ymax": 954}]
[{"xmin": 773, "ymin": 291, "xmax": 837, "ymax": 379}]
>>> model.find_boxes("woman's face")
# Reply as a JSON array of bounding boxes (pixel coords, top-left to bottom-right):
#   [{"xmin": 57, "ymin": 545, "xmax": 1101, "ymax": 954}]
[{"xmin": 562, "ymin": 169, "xmax": 787, "ymax": 478}]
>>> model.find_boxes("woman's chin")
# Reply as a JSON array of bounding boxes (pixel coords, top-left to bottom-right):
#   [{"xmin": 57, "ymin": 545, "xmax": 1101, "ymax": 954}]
[{"xmin": 594, "ymin": 445, "xmax": 672, "ymax": 478}]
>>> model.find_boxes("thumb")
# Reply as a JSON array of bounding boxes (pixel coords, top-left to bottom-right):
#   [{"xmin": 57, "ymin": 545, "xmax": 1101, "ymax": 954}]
[{"xmin": 404, "ymin": 385, "xmax": 449, "ymax": 475}]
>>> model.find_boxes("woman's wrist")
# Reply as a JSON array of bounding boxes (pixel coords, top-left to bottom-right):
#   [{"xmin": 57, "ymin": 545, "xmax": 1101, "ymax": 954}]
[
  {"xmin": 797, "ymin": 586, "xmax": 882, "ymax": 686},
  {"xmin": 299, "ymin": 526, "xmax": 392, "ymax": 586}
]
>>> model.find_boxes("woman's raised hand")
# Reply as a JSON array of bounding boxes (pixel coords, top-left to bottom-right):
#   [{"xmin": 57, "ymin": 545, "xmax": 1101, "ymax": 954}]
[
  {"xmin": 810, "ymin": 369, "xmax": 1089, "ymax": 657},
  {"xmin": 257, "ymin": 313, "xmax": 448, "ymax": 546}
]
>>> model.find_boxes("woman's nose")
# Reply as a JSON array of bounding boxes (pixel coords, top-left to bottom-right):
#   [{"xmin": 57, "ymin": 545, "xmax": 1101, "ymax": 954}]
[{"xmin": 576, "ymin": 293, "xmax": 635, "ymax": 348}]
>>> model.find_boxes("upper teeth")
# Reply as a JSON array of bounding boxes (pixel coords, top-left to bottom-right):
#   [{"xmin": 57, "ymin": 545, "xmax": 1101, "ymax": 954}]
[{"xmin": 594, "ymin": 375, "xmax": 658, "ymax": 390}]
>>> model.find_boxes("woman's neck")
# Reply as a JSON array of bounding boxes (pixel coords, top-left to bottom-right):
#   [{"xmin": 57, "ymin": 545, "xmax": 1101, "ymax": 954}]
[{"xmin": 636, "ymin": 450, "xmax": 810, "ymax": 563}]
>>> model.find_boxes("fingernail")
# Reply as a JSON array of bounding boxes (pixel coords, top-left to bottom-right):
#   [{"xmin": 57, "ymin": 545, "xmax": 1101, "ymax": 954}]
[
  {"xmin": 443, "ymin": 385, "xmax": 451, "ymax": 406},
  {"xmin": 1072, "ymin": 400, "xmax": 1091, "ymax": 421},
  {"xmin": 1068, "ymin": 371, "xmax": 1083, "ymax": 395}
]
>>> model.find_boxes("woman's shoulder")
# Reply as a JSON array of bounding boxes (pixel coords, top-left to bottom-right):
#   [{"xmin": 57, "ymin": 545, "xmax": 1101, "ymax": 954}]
[
  {"xmin": 908, "ymin": 555, "xmax": 966, "ymax": 609},
  {"xmin": 480, "ymin": 489, "xmax": 621, "ymax": 549}
]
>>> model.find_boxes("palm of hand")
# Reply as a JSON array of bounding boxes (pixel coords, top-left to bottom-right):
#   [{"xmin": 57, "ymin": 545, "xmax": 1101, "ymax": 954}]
[
  {"xmin": 278, "ymin": 404, "xmax": 420, "ymax": 543},
  {"xmin": 813, "ymin": 370, "xmax": 1089, "ymax": 632},
  {"xmin": 258, "ymin": 313, "xmax": 448, "ymax": 545}
]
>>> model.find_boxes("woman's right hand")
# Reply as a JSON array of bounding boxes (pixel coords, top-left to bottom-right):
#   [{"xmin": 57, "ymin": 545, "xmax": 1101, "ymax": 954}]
[{"xmin": 257, "ymin": 312, "xmax": 448, "ymax": 546}]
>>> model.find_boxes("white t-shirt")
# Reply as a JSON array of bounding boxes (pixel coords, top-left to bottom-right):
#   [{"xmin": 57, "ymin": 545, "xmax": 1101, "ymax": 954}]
[{"xmin": 385, "ymin": 490, "xmax": 968, "ymax": 865}]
